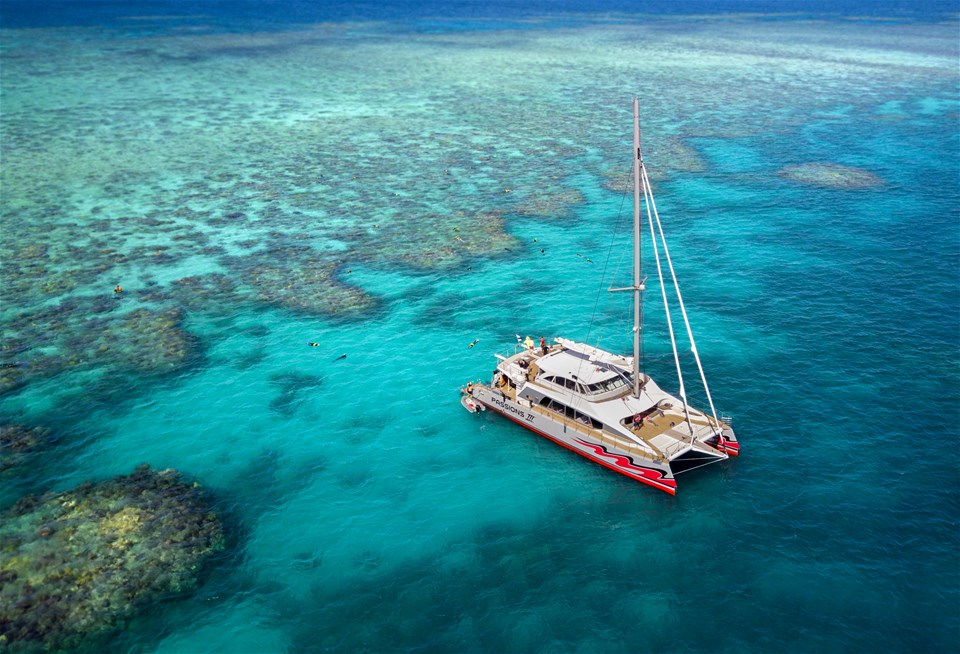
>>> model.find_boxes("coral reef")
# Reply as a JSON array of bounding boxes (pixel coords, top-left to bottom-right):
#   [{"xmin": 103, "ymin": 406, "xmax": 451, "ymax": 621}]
[
  {"xmin": 364, "ymin": 210, "xmax": 519, "ymax": 270},
  {"xmin": 0, "ymin": 465, "xmax": 224, "ymax": 651},
  {"xmin": 601, "ymin": 137, "xmax": 707, "ymax": 192},
  {"xmin": 103, "ymin": 308, "xmax": 198, "ymax": 373},
  {"xmin": 269, "ymin": 371, "xmax": 324, "ymax": 416},
  {"xmin": 778, "ymin": 163, "xmax": 884, "ymax": 189},
  {"xmin": 0, "ymin": 302, "xmax": 199, "ymax": 396},
  {"xmin": 512, "ymin": 188, "xmax": 586, "ymax": 219},
  {"xmin": 0, "ymin": 425, "xmax": 50, "ymax": 475},
  {"xmin": 223, "ymin": 245, "xmax": 378, "ymax": 316}
]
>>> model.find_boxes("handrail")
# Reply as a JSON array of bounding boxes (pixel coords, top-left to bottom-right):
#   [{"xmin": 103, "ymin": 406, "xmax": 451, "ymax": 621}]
[
  {"xmin": 476, "ymin": 382, "xmax": 669, "ymax": 464},
  {"xmin": 527, "ymin": 402, "xmax": 666, "ymax": 463}
]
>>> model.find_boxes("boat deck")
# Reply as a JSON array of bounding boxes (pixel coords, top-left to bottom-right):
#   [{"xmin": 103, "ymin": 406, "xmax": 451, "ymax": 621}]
[
  {"xmin": 474, "ymin": 343, "xmax": 730, "ymax": 464},
  {"xmin": 475, "ymin": 380, "xmax": 672, "ymax": 463}
]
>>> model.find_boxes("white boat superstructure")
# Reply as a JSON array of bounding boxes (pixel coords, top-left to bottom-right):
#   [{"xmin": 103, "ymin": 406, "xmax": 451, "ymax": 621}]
[{"xmin": 461, "ymin": 99, "xmax": 739, "ymax": 495}]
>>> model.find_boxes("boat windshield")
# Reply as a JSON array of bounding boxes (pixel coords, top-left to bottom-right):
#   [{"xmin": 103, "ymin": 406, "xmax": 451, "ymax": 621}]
[{"xmin": 585, "ymin": 373, "xmax": 632, "ymax": 395}]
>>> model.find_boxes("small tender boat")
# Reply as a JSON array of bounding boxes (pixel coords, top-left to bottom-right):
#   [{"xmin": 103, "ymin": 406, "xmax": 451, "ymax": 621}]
[
  {"xmin": 461, "ymin": 99, "xmax": 739, "ymax": 495},
  {"xmin": 460, "ymin": 392, "xmax": 485, "ymax": 414}
]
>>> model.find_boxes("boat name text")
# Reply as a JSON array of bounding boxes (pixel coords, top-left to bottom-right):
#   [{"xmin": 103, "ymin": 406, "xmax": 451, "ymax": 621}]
[{"xmin": 490, "ymin": 396, "xmax": 527, "ymax": 419}]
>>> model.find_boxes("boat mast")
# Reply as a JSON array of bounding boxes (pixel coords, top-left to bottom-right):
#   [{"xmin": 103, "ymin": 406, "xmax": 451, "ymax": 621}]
[{"xmin": 632, "ymin": 97, "xmax": 643, "ymax": 398}]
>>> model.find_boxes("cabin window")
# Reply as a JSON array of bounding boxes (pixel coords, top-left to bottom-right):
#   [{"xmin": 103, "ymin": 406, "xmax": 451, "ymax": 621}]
[{"xmin": 600, "ymin": 377, "xmax": 625, "ymax": 392}]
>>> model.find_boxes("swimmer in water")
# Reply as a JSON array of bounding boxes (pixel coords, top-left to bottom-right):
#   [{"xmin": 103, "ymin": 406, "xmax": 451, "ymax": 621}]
[{"xmin": 468, "ymin": 339, "xmax": 479, "ymax": 348}]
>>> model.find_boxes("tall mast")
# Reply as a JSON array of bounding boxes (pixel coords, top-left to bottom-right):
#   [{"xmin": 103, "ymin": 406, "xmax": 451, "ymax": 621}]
[{"xmin": 632, "ymin": 97, "xmax": 643, "ymax": 398}]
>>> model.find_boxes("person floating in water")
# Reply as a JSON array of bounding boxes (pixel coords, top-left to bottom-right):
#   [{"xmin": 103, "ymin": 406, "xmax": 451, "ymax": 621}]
[
  {"xmin": 308, "ymin": 342, "xmax": 319, "ymax": 347},
  {"xmin": 113, "ymin": 284, "xmax": 123, "ymax": 298},
  {"xmin": 468, "ymin": 339, "xmax": 479, "ymax": 348}
]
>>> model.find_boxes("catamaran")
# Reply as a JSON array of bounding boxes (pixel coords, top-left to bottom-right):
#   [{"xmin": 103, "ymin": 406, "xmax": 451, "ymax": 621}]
[{"xmin": 460, "ymin": 98, "xmax": 739, "ymax": 495}]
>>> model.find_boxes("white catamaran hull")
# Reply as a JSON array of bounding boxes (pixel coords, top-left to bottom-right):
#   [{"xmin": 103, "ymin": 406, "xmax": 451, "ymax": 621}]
[{"xmin": 468, "ymin": 384, "xmax": 678, "ymax": 495}]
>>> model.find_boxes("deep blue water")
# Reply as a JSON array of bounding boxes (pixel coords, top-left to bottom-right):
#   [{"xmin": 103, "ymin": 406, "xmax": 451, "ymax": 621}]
[
  {"xmin": 3, "ymin": 0, "xmax": 958, "ymax": 29},
  {"xmin": 1, "ymin": 1, "xmax": 958, "ymax": 652}
]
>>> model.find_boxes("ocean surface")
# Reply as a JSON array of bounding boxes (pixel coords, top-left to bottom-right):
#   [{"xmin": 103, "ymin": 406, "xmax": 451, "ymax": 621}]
[{"xmin": 1, "ymin": 1, "xmax": 958, "ymax": 652}]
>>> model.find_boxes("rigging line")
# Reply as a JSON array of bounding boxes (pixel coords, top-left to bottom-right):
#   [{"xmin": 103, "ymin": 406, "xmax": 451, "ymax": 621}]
[
  {"xmin": 641, "ymin": 166, "xmax": 684, "ymax": 402},
  {"xmin": 585, "ymin": 161, "xmax": 634, "ymax": 347},
  {"xmin": 607, "ymin": 163, "xmax": 636, "ymax": 301},
  {"xmin": 641, "ymin": 163, "xmax": 696, "ymax": 439},
  {"xmin": 672, "ymin": 457, "xmax": 726, "ymax": 475},
  {"xmin": 569, "ymin": 163, "xmax": 635, "ymax": 415},
  {"xmin": 641, "ymin": 164, "xmax": 720, "ymax": 435}
]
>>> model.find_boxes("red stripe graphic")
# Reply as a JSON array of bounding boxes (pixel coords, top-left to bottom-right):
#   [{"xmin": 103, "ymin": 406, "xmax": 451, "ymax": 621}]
[{"xmin": 573, "ymin": 438, "xmax": 677, "ymax": 493}]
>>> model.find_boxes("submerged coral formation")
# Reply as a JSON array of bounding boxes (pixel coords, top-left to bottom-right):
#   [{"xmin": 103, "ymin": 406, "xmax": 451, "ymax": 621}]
[
  {"xmin": 363, "ymin": 210, "xmax": 519, "ymax": 270},
  {"xmin": 778, "ymin": 163, "xmax": 884, "ymax": 188},
  {"xmin": 224, "ymin": 244, "xmax": 378, "ymax": 316},
  {"xmin": 0, "ymin": 301, "xmax": 199, "ymax": 397},
  {"xmin": 513, "ymin": 188, "xmax": 586, "ymax": 219},
  {"xmin": 0, "ymin": 425, "xmax": 50, "ymax": 475},
  {"xmin": 0, "ymin": 465, "xmax": 224, "ymax": 651},
  {"xmin": 269, "ymin": 371, "xmax": 325, "ymax": 416},
  {"xmin": 601, "ymin": 137, "xmax": 707, "ymax": 192}
]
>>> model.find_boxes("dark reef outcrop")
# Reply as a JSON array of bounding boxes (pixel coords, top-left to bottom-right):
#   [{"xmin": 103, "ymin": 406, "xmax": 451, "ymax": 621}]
[
  {"xmin": 0, "ymin": 465, "xmax": 225, "ymax": 652},
  {"xmin": 0, "ymin": 426, "xmax": 50, "ymax": 476}
]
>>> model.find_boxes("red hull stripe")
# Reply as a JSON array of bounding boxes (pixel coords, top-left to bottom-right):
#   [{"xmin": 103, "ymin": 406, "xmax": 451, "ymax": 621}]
[
  {"xmin": 715, "ymin": 437, "xmax": 740, "ymax": 457},
  {"xmin": 479, "ymin": 401, "xmax": 677, "ymax": 495},
  {"xmin": 720, "ymin": 441, "xmax": 740, "ymax": 456},
  {"xmin": 572, "ymin": 439, "xmax": 677, "ymax": 493}
]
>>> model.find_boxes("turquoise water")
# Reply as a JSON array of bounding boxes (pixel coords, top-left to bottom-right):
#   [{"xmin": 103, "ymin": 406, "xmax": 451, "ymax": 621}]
[{"xmin": 1, "ymin": 3, "xmax": 958, "ymax": 652}]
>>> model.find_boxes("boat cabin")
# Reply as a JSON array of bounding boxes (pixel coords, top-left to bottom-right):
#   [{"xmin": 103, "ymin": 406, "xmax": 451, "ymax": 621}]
[{"xmin": 533, "ymin": 347, "xmax": 637, "ymax": 400}]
